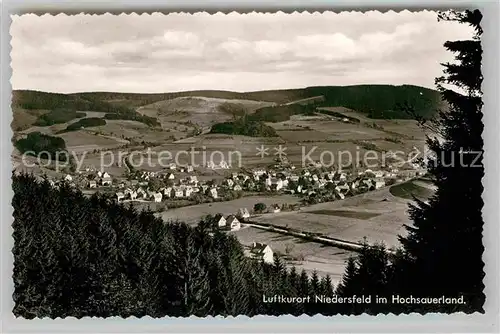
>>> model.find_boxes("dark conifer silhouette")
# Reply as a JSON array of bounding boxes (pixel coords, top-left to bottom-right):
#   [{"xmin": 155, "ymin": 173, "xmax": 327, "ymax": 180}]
[
  {"xmin": 337, "ymin": 9, "xmax": 484, "ymax": 314},
  {"xmin": 12, "ymin": 173, "xmax": 336, "ymax": 318}
]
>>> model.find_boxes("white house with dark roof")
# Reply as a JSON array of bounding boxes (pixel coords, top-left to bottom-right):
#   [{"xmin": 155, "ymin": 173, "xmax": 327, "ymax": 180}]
[
  {"xmin": 226, "ymin": 215, "xmax": 241, "ymax": 231},
  {"xmin": 216, "ymin": 215, "xmax": 227, "ymax": 228},
  {"xmin": 129, "ymin": 191, "xmax": 137, "ymax": 200},
  {"xmin": 250, "ymin": 242, "xmax": 274, "ymax": 264}
]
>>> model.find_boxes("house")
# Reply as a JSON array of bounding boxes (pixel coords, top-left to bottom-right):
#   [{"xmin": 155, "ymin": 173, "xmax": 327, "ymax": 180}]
[
  {"xmin": 174, "ymin": 188, "xmax": 184, "ymax": 198},
  {"xmin": 166, "ymin": 173, "xmax": 175, "ymax": 180},
  {"xmin": 226, "ymin": 179, "xmax": 234, "ymax": 187},
  {"xmin": 88, "ymin": 180, "xmax": 97, "ymax": 188},
  {"xmin": 168, "ymin": 163, "xmax": 177, "ymax": 170},
  {"xmin": 374, "ymin": 178, "xmax": 385, "ymax": 189},
  {"xmin": 97, "ymin": 171, "xmax": 103, "ymax": 178},
  {"xmin": 290, "ymin": 175, "xmax": 299, "ymax": 182},
  {"xmin": 163, "ymin": 187, "xmax": 173, "ymax": 198},
  {"xmin": 137, "ymin": 188, "xmax": 148, "ymax": 200},
  {"xmin": 270, "ymin": 178, "xmax": 283, "ymax": 191},
  {"xmin": 219, "ymin": 160, "xmax": 229, "ymax": 169},
  {"xmin": 116, "ymin": 192, "xmax": 125, "ymax": 202},
  {"xmin": 64, "ymin": 174, "xmax": 73, "ymax": 182},
  {"xmin": 189, "ymin": 175, "xmax": 198, "ymax": 184},
  {"xmin": 237, "ymin": 208, "xmax": 250, "ymax": 219},
  {"xmin": 184, "ymin": 186, "xmax": 193, "ymax": 197},
  {"xmin": 153, "ymin": 192, "xmax": 163, "ymax": 203},
  {"xmin": 209, "ymin": 187, "xmax": 218, "ymax": 199},
  {"xmin": 270, "ymin": 205, "xmax": 281, "ymax": 213},
  {"xmin": 186, "ymin": 165, "xmax": 194, "ymax": 173},
  {"xmin": 226, "ymin": 215, "xmax": 241, "ymax": 231},
  {"xmin": 216, "ymin": 215, "xmax": 227, "ymax": 228},
  {"xmin": 101, "ymin": 173, "xmax": 112, "ymax": 186},
  {"xmin": 265, "ymin": 177, "xmax": 272, "ymax": 188},
  {"xmin": 233, "ymin": 184, "xmax": 243, "ymax": 192},
  {"xmin": 250, "ymin": 242, "xmax": 274, "ymax": 264},
  {"xmin": 129, "ymin": 191, "xmax": 137, "ymax": 200}
]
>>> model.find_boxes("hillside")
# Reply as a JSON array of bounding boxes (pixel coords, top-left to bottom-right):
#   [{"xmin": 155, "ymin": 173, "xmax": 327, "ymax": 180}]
[
  {"xmin": 12, "ymin": 90, "xmax": 158, "ymax": 128},
  {"xmin": 12, "ymin": 85, "xmax": 443, "ymax": 131}
]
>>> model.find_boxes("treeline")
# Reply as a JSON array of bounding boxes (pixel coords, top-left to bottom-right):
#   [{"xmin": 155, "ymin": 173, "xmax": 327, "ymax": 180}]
[
  {"xmin": 13, "ymin": 174, "xmax": 342, "ymax": 318},
  {"xmin": 210, "ymin": 104, "xmax": 316, "ymax": 137},
  {"xmin": 12, "ymin": 90, "xmax": 159, "ymax": 128},
  {"xmin": 59, "ymin": 117, "xmax": 107, "ymax": 133},
  {"xmin": 13, "ymin": 90, "xmax": 132, "ymax": 114},
  {"xmin": 304, "ymin": 85, "xmax": 440, "ymax": 120},
  {"xmin": 14, "ymin": 132, "xmax": 68, "ymax": 161},
  {"xmin": 210, "ymin": 117, "xmax": 278, "ymax": 137},
  {"xmin": 34, "ymin": 109, "xmax": 86, "ymax": 126},
  {"xmin": 104, "ymin": 112, "xmax": 160, "ymax": 127}
]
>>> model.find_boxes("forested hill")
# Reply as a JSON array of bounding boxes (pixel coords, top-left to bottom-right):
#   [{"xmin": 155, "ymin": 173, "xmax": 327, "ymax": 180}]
[
  {"xmin": 13, "ymin": 84, "xmax": 443, "ymax": 120},
  {"xmin": 13, "ymin": 173, "xmax": 341, "ymax": 318}
]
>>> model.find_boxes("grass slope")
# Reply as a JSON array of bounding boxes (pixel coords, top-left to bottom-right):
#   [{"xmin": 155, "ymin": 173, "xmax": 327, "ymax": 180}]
[{"xmin": 390, "ymin": 180, "xmax": 435, "ymax": 200}]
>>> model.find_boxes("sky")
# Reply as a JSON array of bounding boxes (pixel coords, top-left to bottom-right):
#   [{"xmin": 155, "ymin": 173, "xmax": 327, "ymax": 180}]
[{"xmin": 10, "ymin": 11, "xmax": 473, "ymax": 93}]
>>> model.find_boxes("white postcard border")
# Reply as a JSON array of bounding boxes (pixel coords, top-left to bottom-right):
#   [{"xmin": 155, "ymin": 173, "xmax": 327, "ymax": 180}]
[{"xmin": 1, "ymin": 1, "xmax": 499, "ymax": 333}]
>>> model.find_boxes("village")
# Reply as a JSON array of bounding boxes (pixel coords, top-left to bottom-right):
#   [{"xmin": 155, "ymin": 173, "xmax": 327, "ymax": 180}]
[{"xmin": 41, "ymin": 154, "xmax": 426, "ymax": 265}]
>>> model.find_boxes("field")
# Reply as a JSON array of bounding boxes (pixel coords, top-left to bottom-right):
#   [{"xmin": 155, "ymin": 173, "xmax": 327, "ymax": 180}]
[
  {"xmin": 308, "ymin": 209, "xmax": 381, "ymax": 220},
  {"xmin": 252, "ymin": 187, "xmax": 414, "ymax": 249},
  {"xmin": 137, "ymin": 96, "xmax": 275, "ymax": 129},
  {"xmin": 390, "ymin": 179, "xmax": 436, "ymax": 200}
]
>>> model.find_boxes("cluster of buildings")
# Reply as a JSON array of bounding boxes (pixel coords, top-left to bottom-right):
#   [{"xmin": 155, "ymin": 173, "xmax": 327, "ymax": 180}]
[
  {"xmin": 55, "ymin": 159, "xmax": 424, "ymax": 209},
  {"xmin": 211, "ymin": 210, "xmax": 275, "ymax": 265},
  {"xmin": 215, "ymin": 166, "xmax": 413, "ymax": 201}
]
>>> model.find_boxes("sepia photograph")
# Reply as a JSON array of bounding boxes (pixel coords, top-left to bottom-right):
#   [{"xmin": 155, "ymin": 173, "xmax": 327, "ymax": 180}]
[{"xmin": 9, "ymin": 9, "xmax": 484, "ymax": 318}]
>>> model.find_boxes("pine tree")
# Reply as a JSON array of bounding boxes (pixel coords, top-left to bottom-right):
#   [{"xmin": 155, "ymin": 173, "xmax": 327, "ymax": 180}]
[
  {"xmin": 335, "ymin": 257, "xmax": 358, "ymax": 296},
  {"xmin": 398, "ymin": 9, "xmax": 485, "ymax": 313}
]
